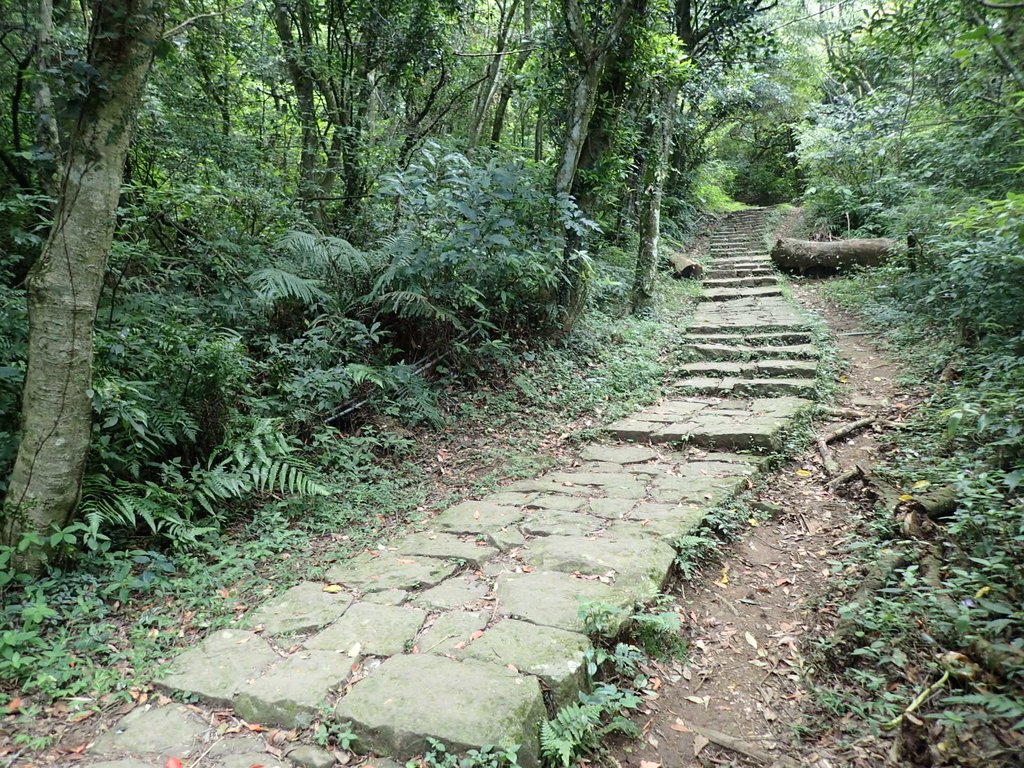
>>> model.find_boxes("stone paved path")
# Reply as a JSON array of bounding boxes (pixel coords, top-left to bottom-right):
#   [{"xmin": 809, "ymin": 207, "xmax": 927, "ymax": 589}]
[{"xmin": 85, "ymin": 208, "xmax": 820, "ymax": 768}]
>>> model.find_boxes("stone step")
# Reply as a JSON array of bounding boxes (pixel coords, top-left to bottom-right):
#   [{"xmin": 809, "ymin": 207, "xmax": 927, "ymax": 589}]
[
  {"xmin": 680, "ymin": 331, "xmax": 814, "ymax": 345},
  {"xmin": 604, "ymin": 395, "xmax": 810, "ymax": 451},
  {"xmin": 703, "ymin": 276, "xmax": 779, "ymax": 288},
  {"xmin": 702, "ymin": 286, "xmax": 784, "ymax": 302},
  {"xmin": 708, "ymin": 258, "xmax": 767, "ymax": 265},
  {"xmin": 673, "ymin": 377, "xmax": 817, "ymax": 398},
  {"xmin": 706, "ymin": 268, "xmax": 774, "ymax": 279},
  {"xmin": 682, "ymin": 342, "xmax": 819, "ymax": 361},
  {"xmin": 679, "ymin": 359, "xmax": 818, "ymax": 378}
]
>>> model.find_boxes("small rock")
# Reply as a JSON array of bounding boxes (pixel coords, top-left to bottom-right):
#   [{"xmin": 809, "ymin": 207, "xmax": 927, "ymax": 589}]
[{"xmin": 287, "ymin": 744, "xmax": 336, "ymax": 768}]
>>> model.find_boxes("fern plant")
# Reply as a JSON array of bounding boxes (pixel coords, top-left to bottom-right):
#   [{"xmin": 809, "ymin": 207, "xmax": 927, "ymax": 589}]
[
  {"xmin": 78, "ymin": 417, "xmax": 330, "ymax": 548},
  {"xmin": 540, "ymin": 684, "xmax": 640, "ymax": 767}
]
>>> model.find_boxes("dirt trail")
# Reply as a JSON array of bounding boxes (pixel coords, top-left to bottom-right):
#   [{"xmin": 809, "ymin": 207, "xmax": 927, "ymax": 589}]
[{"xmin": 612, "ymin": 279, "xmax": 919, "ymax": 768}]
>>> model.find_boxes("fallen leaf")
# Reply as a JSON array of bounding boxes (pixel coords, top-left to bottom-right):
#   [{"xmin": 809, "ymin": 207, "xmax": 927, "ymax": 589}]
[
  {"xmin": 6, "ymin": 698, "xmax": 24, "ymax": 713},
  {"xmin": 795, "ymin": 469, "xmax": 812, "ymax": 477},
  {"xmin": 670, "ymin": 721, "xmax": 690, "ymax": 733},
  {"xmin": 165, "ymin": 759, "xmax": 184, "ymax": 768},
  {"xmin": 717, "ymin": 564, "xmax": 730, "ymax": 586},
  {"xmin": 640, "ymin": 761, "xmax": 661, "ymax": 768},
  {"xmin": 322, "ymin": 584, "xmax": 346, "ymax": 593},
  {"xmin": 745, "ymin": 632, "xmax": 758, "ymax": 650},
  {"xmin": 898, "ymin": 494, "xmax": 914, "ymax": 502},
  {"xmin": 693, "ymin": 734, "xmax": 710, "ymax": 757}
]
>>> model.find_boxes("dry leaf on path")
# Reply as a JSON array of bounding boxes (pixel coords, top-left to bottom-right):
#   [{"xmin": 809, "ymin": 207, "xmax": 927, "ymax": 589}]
[
  {"xmin": 745, "ymin": 632, "xmax": 759, "ymax": 649},
  {"xmin": 693, "ymin": 733, "xmax": 710, "ymax": 757},
  {"xmin": 639, "ymin": 761, "xmax": 661, "ymax": 768}
]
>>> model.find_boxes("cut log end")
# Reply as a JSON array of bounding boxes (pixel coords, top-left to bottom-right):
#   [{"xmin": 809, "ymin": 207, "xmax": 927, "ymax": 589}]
[{"xmin": 668, "ymin": 253, "xmax": 704, "ymax": 280}]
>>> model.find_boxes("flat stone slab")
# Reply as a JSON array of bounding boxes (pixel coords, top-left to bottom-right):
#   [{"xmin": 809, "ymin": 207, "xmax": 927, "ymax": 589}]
[
  {"xmin": 325, "ymin": 554, "xmax": 458, "ymax": 593},
  {"xmin": 158, "ymin": 630, "xmax": 278, "ymax": 707},
  {"xmin": 622, "ymin": 504, "xmax": 707, "ymax": 541},
  {"xmin": 235, "ymin": 649, "xmax": 356, "ymax": 728},
  {"xmin": 306, "ymin": 601, "xmax": 426, "ymax": 656},
  {"xmin": 334, "ymin": 654, "xmax": 546, "ymax": 767},
  {"xmin": 579, "ymin": 444, "xmax": 659, "ymax": 464},
  {"xmin": 520, "ymin": 533, "xmax": 675, "ymax": 597},
  {"xmin": 703, "ymin": 286, "xmax": 783, "ymax": 302},
  {"xmin": 606, "ymin": 396, "xmax": 810, "ymax": 451},
  {"xmin": 680, "ymin": 331, "xmax": 813, "ymax": 345},
  {"xmin": 394, "ymin": 532, "xmax": 499, "ymax": 568},
  {"xmin": 430, "ymin": 501, "xmax": 525, "ymax": 534},
  {"xmin": 524, "ymin": 494, "xmax": 587, "ymax": 511},
  {"xmin": 495, "ymin": 570, "xmax": 632, "ymax": 633},
  {"xmin": 92, "ymin": 705, "xmax": 207, "ymax": 760},
  {"xmin": 460, "ymin": 619, "xmax": 591, "ymax": 706},
  {"xmin": 683, "ymin": 343, "xmax": 818, "ymax": 361},
  {"xmin": 413, "ymin": 576, "xmax": 489, "ymax": 610},
  {"xmin": 520, "ymin": 508, "xmax": 603, "ymax": 537},
  {"xmin": 245, "ymin": 581, "xmax": 354, "ymax": 637},
  {"xmin": 418, "ymin": 610, "xmax": 489, "ymax": 656},
  {"xmin": 587, "ymin": 498, "xmax": 637, "ymax": 520},
  {"xmin": 217, "ymin": 754, "xmax": 289, "ymax": 768}
]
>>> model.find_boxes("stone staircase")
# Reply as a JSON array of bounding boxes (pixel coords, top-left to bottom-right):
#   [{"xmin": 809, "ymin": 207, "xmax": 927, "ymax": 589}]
[{"xmin": 85, "ymin": 208, "xmax": 820, "ymax": 768}]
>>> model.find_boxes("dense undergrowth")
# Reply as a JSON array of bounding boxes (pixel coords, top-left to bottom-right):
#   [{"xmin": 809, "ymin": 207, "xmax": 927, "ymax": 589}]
[{"xmin": 814, "ymin": 268, "xmax": 1024, "ymax": 752}]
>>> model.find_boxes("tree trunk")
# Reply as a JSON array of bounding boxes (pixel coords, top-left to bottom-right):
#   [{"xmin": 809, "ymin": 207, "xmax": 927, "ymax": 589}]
[
  {"xmin": 490, "ymin": 0, "xmax": 533, "ymax": 147},
  {"xmin": 770, "ymin": 237, "xmax": 894, "ymax": 274},
  {"xmin": 468, "ymin": 0, "xmax": 520, "ymax": 147},
  {"xmin": 632, "ymin": 84, "xmax": 679, "ymax": 313},
  {"xmin": 272, "ymin": 0, "xmax": 321, "ymax": 213},
  {"xmin": 2, "ymin": 0, "xmax": 160, "ymax": 569}
]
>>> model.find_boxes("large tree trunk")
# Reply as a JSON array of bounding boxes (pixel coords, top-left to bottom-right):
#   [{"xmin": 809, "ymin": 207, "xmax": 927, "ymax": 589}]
[
  {"xmin": 632, "ymin": 83, "xmax": 679, "ymax": 313},
  {"xmin": 2, "ymin": 0, "xmax": 159, "ymax": 570},
  {"xmin": 770, "ymin": 237, "xmax": 894, "ymax": 274}
]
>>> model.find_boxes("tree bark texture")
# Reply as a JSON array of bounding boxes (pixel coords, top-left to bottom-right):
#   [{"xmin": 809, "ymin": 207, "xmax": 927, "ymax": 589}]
[
  {"xmin": 2, "ymin": 0, "xmax": 160, "ymax": 568},
  {"xmin": 770, "ymin": 237, "xmax": 894, "ymax": 274},
  {"xmin": 632, "ymin": 84, "xmax": 680, "ymax": 313}
]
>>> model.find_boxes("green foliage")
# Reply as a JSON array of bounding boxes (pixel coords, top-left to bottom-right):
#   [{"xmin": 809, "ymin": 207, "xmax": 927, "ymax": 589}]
[
  {"xmin": 540, "ymin": 684, "xmax": 641, "ymax": 767},
  {"xmin": 378, "ymin": 145, "xmax": 575, "ymax": 343},
  {"xmin": 412, "ymin": 738, "xmax": 521, "ymax": 768}
]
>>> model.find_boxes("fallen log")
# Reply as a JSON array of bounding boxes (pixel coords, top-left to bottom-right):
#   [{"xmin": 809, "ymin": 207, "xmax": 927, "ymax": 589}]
[
  {"xmin": 771, "ymin": 237, "xmax": 895, "ymax": 274},
  {"xmin": 668, "ymin": 253, "xmax": 704, "ymax": 280}
]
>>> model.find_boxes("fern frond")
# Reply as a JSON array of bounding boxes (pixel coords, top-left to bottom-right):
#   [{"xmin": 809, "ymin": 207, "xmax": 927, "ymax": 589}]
[{"xmin": 246, "ymin": 266, "xmax": 328, "ymax": 305}]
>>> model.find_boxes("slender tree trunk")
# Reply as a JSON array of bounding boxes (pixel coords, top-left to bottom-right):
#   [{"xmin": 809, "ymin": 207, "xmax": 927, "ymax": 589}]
[
  {"xmin": 468, "ymin": 0, "xmax": 521, "ymax": 147},
  {"xmin": 2, "ymin": 0, "xmax": 160, "ymax": 570},
  {"xmin": 632, "ymin": 84, "xmax": 679, "ymax": 313},
  {"xmin": 272, "ymin": 0, "xmax": 321, "ymax": 212},
  {"xmin": 490, "ymin": 0, "xmax": 532, "ymax": 147}
]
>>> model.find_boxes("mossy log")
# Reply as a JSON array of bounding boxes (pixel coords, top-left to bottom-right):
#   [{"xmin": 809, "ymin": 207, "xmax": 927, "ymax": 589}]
[
  {"xmin": 770, "ymin": 237, "xmax": 895, "ymax": 274},
  {"xmin": 668, "ymin": 253, "xmax": 704, "ymax": 279}
]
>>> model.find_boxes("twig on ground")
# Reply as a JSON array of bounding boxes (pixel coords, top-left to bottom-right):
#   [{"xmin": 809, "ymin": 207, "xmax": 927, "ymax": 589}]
[
  {"xmin": 817, "ymin": 437, "xmax": 840, "ymax": 475},
  {"xmin": 827, "ymin": 464, "xmax": 864, "ymax": 490},
  {"xmin": 881, "ymin": 670, "xmax": 950, "ymax": 730},
  {"xmin": 822, "ymin": 416, "xmax": 877, "ymax": 444},
  {"xmin": 817, "ymin": 417, "xmax": 876, "ymax": 476},
  {"xmin": 686, "ymin": 723, "xmax": 801, "ymax": 767}
]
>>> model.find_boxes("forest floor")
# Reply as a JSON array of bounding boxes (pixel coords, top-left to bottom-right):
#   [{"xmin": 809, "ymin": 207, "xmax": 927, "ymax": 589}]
[{"xmin": 609, "ymin": 279, "xmax": 925, "ymax": 768}]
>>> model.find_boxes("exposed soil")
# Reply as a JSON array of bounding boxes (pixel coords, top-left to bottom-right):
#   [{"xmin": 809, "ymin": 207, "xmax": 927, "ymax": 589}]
[{"xmin": 610, "ymin": 278, "xmax": 926, "ymax": 768}]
